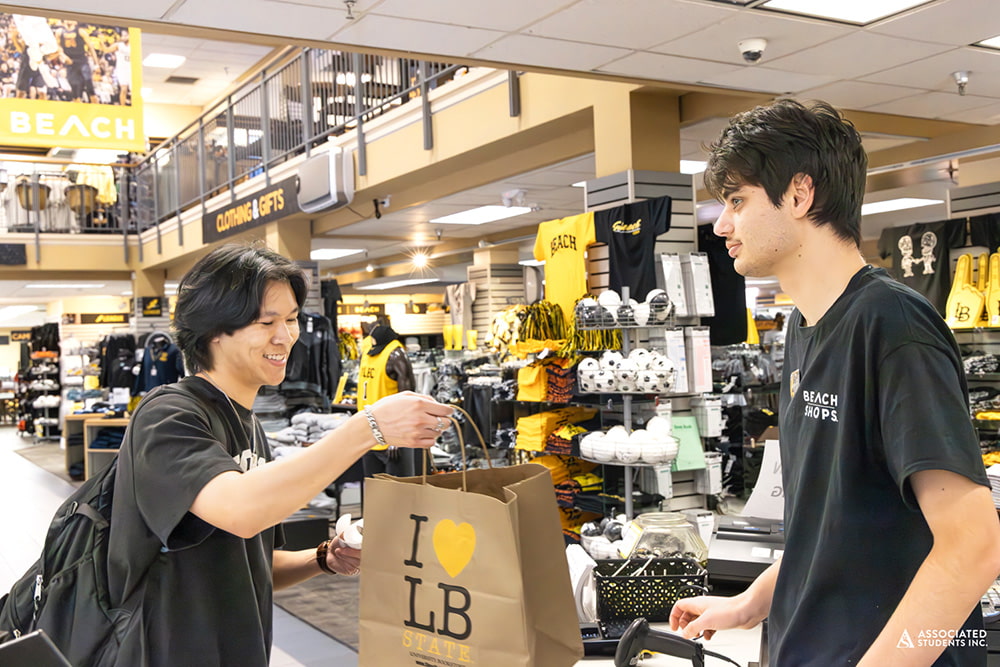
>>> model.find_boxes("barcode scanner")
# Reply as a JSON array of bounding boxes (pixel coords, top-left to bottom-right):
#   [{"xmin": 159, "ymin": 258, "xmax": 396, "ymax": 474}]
[{"xmin": 614, "ymin": 618, "xmax": 741, "ymax": 667}]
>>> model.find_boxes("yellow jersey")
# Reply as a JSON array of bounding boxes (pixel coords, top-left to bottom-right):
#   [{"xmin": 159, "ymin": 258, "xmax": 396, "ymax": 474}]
[{"xmin": 358, "ymin": 338, "xmax": 404, "ymax": 450}]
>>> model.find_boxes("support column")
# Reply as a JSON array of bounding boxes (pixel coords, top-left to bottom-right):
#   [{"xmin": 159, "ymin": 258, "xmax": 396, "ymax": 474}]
[
  {"xmin": 265, "ymin": 219, "xmax": 312, "ymax": 261},
  {"xmin": 132, "ymin": 267, "xmax": 165, "ymax": 299},
  {"xmin": 593, "ymin": 89, "xmax": 681, "ymax": 178}
]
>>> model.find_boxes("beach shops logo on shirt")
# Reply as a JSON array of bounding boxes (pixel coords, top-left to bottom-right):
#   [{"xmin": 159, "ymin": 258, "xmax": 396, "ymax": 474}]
[
  {"xmin": 801, "ymin": 388, "xmax": 839, "ymax": 423},
  {"xmin": 611, "ymin": 218, "xmax": 643, "ymax": 236},
  {"xmin": 549, "ymin": 233, "xmax": 578, "ymax": 256}
]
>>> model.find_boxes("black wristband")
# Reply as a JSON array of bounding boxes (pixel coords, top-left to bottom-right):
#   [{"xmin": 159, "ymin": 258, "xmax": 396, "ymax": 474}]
[{"xmin": 316, "ymin": 540, "xmax": 337, "ymax": 575}]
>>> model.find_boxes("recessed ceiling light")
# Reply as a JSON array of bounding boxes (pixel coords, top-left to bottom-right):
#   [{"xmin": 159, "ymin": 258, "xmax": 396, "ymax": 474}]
[
  {"xmin": 680, "ymin": 160, "xmax": 707, "ymax": 174},
  {"xmin": 0, "ymin": 305, "xmax": 38, "ymax": 321},
  {"xmin": 143, "ymin": 53, "xmax": 186, "ymax": 69},
  {"xmin": 25, "ymin": 283, "xmax": 106, "ymax": 289},
  {"xmin": 311, "ymin": 248, "xmax": 365, "ymax": 261},
  {"xmin": 570, "ymin": 181, "xmax": 586, "ymax": 188},
  {"xmin": 760, "ymin": 0, "xmax": 931, "ymax": 24},
  {"xmin": 519, "ymin": 259, "xmax": 546, "ymax": 267},
  {"xmin": 977, "ymin": 35, "xmax": 1000, "ymax": 49},
  {"xmin": 140, "ymin": 87, "xmax": 153, "ymax": 100},
  {"xmin": 430, "ymin": 205, "xmax": 532, "ymax": 225},
  {"xmin": 356, "ymin": 277, "xmax": 439, "ymax": 291},
  {"xmin": 861, "ymin": 197, "xmax": 942, "ymax": 216}
]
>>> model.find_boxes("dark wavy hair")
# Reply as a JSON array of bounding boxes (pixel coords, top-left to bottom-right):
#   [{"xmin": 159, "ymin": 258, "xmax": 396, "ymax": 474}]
[
  {"xmin": 173, "ymin": 243, "xmax": 308, "ymax": 373},
  {"xmin": 704, "ymin": 99, "xmax": 867, "ymax": 246}
]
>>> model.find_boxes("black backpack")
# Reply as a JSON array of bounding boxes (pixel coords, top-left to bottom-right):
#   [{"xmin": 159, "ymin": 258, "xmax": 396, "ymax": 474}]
[{"xmin": 0, "ymin": 454, "xmax": 142, "ymax": 665}]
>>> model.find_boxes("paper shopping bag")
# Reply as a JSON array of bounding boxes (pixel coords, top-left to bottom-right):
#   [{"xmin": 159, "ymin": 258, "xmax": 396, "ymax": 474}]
[{"xmin": 358, "ymin": 463, "xmax": 584, "ymax": 667}]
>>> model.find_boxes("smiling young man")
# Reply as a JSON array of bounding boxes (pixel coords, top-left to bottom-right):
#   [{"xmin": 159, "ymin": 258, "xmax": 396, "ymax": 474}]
[
  {"xmin": 106, "ymin": 244, "xmax": 453, "ymax": 666},
  {"xmin": 670, "ymin": 100, "xmax": 1000, "ymax": 665}
]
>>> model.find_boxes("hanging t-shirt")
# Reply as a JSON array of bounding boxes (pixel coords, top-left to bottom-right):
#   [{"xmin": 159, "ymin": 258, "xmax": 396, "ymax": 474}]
[
  {"xmin": 533, "ymin": 212, "xmax": 596, "ymax": 319},
  {"xmin": 593, "ymin": 195, "xmax": 672, "ymax": 302},
  {"xmin": 969, "ymin": 213, "xmax": 1000, "ymax": 252},
  {"xmin": 877, "ymin": 219, "xmax": 966, "ymax": 316},
  {"xmin": 698, "ymin": 223, "xmax": 746, "ymax": 346}
]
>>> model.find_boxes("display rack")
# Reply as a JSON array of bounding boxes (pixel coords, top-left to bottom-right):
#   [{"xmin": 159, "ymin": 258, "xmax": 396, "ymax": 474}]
[
  {"xmin": 26, "ymin": 355, "xmax": 61, "ymax": 441},
  {"xmin": 83, "ymin": 417, "xmax": 129, "ymax": 480}
]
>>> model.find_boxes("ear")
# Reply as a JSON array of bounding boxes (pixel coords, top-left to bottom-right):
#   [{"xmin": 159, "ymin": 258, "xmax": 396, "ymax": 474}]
[{"xmin": 788, "ymin": 173, "xmax": 814, "ymax": 218}]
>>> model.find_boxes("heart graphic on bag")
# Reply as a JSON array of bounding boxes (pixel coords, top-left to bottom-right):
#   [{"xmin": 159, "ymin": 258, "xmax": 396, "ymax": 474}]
[{"xmin": 433, "ymin": 519, "xmax": 476, "ymax": 578}]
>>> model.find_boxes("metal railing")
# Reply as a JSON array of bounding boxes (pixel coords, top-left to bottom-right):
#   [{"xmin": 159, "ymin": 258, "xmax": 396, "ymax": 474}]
[{"xmin": 132, "ymin": 48, "xmax": 465, "ymax": 236}]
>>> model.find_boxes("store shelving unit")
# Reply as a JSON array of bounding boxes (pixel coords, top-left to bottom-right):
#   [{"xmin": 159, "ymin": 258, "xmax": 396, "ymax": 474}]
[{"xmin": 83, "ymin": 417, "xmax": 129, "ymax": 480}]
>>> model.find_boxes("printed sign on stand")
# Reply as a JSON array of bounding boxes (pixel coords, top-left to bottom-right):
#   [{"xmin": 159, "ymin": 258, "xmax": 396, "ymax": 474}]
[{"xmin": 742, "ymin": 440, "xmax": 784, "ymax": 521}]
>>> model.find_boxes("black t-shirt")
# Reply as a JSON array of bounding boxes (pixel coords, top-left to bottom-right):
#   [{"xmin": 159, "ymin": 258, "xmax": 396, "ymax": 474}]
[
  {"xmin": 109, "ymin": 377, "xmax": 282, "ymax": 667},
  {"xmin": 773, "ymin": 266, "xmax": 989, "ymax": 666},
  {"xmin": 698, "ymin": 223, "xmax": 746, "ymax": 345},
  {"xmin": 594, "ymin": 195, "xmax": 671, "ymax": 301},
  {"xmin": 877, "ymin": 219, "xmax": 966, "ymax": 316},
  {"xmin": 969, "ymin": 213, "xmax": 1000, "ymax": 252}
]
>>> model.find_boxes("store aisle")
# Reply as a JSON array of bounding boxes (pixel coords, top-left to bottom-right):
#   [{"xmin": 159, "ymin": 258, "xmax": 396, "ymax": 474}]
[{"xmin": 0, "ymin": 427, "xmax": 356, "ymax": 667}]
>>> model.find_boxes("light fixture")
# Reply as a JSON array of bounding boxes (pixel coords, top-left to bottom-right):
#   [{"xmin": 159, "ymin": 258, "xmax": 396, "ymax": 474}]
[
  {"xmin": 977, "ymin": 35, "xmax": 1000, "ymax": 49},
  {"xmin": 140, "ymin": 87, "xmax": 153, "ymax": 100},
  {"xmin": 412, "ymin": 252, "xmax": 429, "ymax": 269},
  {"xmin": 0, "ymin": 305, "xmax": 38, "ymax": 322},
  {"xmin": 570, "ymin": 181, "xmax": 586, "ymax": 188},
  {"xmin": 430, "ymin": 205, "xmax": 532, "ymax": 226},
  {"xmin": 365, "ymin": 251, "xmax": 374, "ymax": 272},
  {"xmin": 357, "ymin": 277, "xmax": 439, "ymax": 291},
  {"xmin": 861, "ymin": 197, "xmax": 943, "ymax": 216},
  {"xmin": 759, "ymin": 0, "xmax": 930, "ymax": 24},
  {"xmin": 310, "ymin": 248, "xmax": 365, "ymax": 261},
  {"xmin": 680, "ymin": 160, "xmax": 707, "ymax": 174},
  {"xmin": 519, "ymin": 259, "xmax": 546, "ymax": 267},
  {"xmin": 25, "ymin": 283, "xmax": 106, "ymax": 289},
  {"xmin": 142, "ymin": 53, "xmax": 186, "ymax": 68},
  {"xmin": 953, "ymin": 71, "xmax": 969, "ymax": 96}
]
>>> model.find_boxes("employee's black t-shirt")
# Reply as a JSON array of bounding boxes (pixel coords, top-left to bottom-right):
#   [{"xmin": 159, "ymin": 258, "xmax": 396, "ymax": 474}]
[
  {"xmin": 594, "ymin": 195, "xmax": 671, "ymax": 301},
  {"xmin": 877, "ymin": 219, "xmax": 966, "ymax": 316},
  {"xmin": 109, "ymin": 377, "xmax": 282, "ymax": 667},
  {"xmin": 773, "ymin": 266, "xmax": 988, "ymax": 666}
]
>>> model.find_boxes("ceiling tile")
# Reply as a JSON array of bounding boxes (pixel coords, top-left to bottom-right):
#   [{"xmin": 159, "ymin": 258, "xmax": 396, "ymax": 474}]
[
  {"xmin": 870, "ymin": 0, "xmax": 1000, "ymax": 46},
  {"xmin": 6, "ymin": 0, "xmax": 177, "ymax": 20},
  {"xmin": 525, "ymin": 0, "xmax": 736, "ymax": 50},
  {"xmin": 171, "ymin": 0, "xmax": 345, "ymax": 40},
  {"xmin": 860, "ymin": 46, "xmax": 1000, "ymax": 97},
  {"xmin": 767, "ymin": 32, "xmax": 952, "ymax": 78},
  {"xmin": 864, "ymin": 91, "xmax": 998, "ymax": 119},
  {"xmin": 328, "ymin": 14, "xmax": 504, "ymax": 56},
  {"xmin": 945, "ymin": 100, "xmax": 1000, "ymax": 124},
  {"xmin": 372, "ymin": 0, "xmax": 573, "ymax": 32},
  {"xmin": 700, "ymin": 66, "xmax": 837, "ymax": 94},
  {"xmin": 797, "ymin": 80, "xmax": 925, "ymax": 109},
  {"xmin": 472, "ymin": 35, "xmax": 629, "ymax": 72},
  {"xmin": 650, "ymin": 10, "xmax": 852, "ymax": 64},
  {"xmin": 598, "ymin": 52, "xmax": 738, "ymax": 83}
]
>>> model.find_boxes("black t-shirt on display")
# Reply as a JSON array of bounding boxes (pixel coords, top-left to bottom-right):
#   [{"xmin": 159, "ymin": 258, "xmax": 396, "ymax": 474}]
[
  {"xmin": 698, "ymin": 223, "xmax": 746, "ymax": 346},
  {"xmin": 969, "ymin": 213, "xmax": 1000, "ymax": 252},
  {"xmin": 594, "ymin": 195, "xmax": 671, "ymax": 301},
  {"xmin": 109, "ymin": 377, "xmax": 282, "ymax": 667},
  {"xmin": 773, "ymin": 266, "xmax": 989, "ymax": 666},
  {"xmin": 877, "ymin": 219, "xmax": 966, "ymax": 316}
]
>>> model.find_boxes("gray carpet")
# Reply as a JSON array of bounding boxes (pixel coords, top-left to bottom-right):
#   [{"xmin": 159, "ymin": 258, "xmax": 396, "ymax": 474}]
[
  {"xmin": 273, "ymin": 571, "xmax": 361, "ymax": 651},
  {"xmin": 14, "ymin": 443, "xmax": 82, "ymax": 486}
]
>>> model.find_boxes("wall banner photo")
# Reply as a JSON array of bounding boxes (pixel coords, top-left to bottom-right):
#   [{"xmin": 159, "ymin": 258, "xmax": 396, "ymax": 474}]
[{"xmin": 0, "ymin": 12, "xmax": 143, "ymax": 150}]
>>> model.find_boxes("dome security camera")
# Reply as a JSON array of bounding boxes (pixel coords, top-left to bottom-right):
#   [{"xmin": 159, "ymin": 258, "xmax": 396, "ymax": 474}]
[{"xmin": 738, "ymin": 38, "xmax": 768, "ymax": 64}]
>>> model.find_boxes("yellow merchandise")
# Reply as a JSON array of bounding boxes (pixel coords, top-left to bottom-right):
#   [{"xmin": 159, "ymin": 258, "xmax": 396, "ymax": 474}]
[
  {"xmin": 745, "ymin": 308, "xmax": 760, "ymax": 345},
  {"xmin": 946, "ymin": 254, "xmax": 984, "ymax": 329},
  {"xmin": 988, "ymin": 254, "xmax": 1000, "ymax": 327},
  {"xmin": 516, "ymin": 363, "xmax": 548, "ymax": 402},
  {"xmin": 533, "ymin": 213, "xmax": 596, "ymax": 323},
  {"xmin": 358, "ymin": 338, "xmax": 404, "ymax": 450},
  {"xmin": 979, "ymin": 253, "xmax": 990, "ymax": 326},
  {"xmin": 515, "ymin": 406, "xmax": 597, "ymax": 452}
]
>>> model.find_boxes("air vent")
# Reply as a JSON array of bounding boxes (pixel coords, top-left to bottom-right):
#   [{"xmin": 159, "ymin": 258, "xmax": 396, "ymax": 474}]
[{"xmin": 165, "ymin": 75, "xmax": 199, "ymax": 85}]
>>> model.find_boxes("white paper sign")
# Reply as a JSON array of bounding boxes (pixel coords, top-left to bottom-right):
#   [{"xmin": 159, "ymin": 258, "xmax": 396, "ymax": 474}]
[{"xmin": 742, "ymin": 440, "xmax": 784, "ymax": 521}]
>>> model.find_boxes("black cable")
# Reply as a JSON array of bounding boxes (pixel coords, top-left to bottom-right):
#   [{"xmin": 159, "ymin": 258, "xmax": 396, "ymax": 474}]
[{"xmin": 704, "ymin": 648, "xmax": 742, "ymax": 667}]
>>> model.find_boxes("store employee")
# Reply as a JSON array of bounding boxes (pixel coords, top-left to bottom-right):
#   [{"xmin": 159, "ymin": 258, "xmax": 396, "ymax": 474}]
[{"xmin": 670, "ymin": 99, "xmax": 1000, "ymax": 666}]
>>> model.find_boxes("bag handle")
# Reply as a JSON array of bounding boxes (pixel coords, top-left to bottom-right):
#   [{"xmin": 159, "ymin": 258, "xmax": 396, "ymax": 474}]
[{"xmin": 421, "ymin": 406, "xmax": 493, "ymax": 492}]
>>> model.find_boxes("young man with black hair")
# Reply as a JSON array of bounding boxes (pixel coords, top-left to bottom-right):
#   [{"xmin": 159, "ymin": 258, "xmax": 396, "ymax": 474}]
[
  {"xmin": 670, "ymin": 99, "xmax": 1000, "ymax": 665},
  {"xmin": 106, "ymin": 243, "xmax": 453, "ymax": 666}
]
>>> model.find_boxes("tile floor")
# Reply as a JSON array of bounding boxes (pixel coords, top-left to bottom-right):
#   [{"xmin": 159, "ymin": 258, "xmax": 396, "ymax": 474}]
[{"xmin": 0, "ymin": 426, "xmax": 356, "ymax": 667}]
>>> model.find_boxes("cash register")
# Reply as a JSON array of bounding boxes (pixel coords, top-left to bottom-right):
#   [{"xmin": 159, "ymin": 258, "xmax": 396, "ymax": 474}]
[{"xmin": 706, "ymin": 515, "xmax": 784, "ymax": 585}]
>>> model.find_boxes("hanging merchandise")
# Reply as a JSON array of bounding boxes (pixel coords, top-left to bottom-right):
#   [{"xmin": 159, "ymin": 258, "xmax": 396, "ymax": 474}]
[
  {"xmin": 698, "ymin": 224, "xmax": 747, "ymax": 345},
  {"xmin": 877, "ymin": 219, "xmax": 966, "ymax": 316},
  {"xmin": 968, "ymin": 213, "xmax": 1000, "ymax": 252},
  {"xmin": 281, "ymin": 312, "xmax": 339, "ymax": 402},
  {"xmin": 988, "ymin": 254, "xmax": 1000, "ymax": 327},
  {"xmin": 593, "ymin": 195, "xmax": 671, "ymax": 302},
  {"xmin": 444, "ymin": 282, "xmax": 477, "ymax": 350},
  {"xmin": 533, "ymin": 212, "xmax": 596, "ymax": 323},
  {"xmin": 338, "ymin": 330, "xmax": 359, "ymax": 360},
  {"xmin": 946, "ymin": 254, "xmax": 985, "ymax": 329},
  {"xmin": 133, "ymin": 331, "xmax": 184, "ymax": 395}
]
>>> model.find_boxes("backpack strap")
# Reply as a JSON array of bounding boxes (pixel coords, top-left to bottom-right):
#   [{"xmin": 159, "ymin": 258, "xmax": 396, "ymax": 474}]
[{"xmin": 72, "ymin": 502, "xmax": 108, "ymax": 529}]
